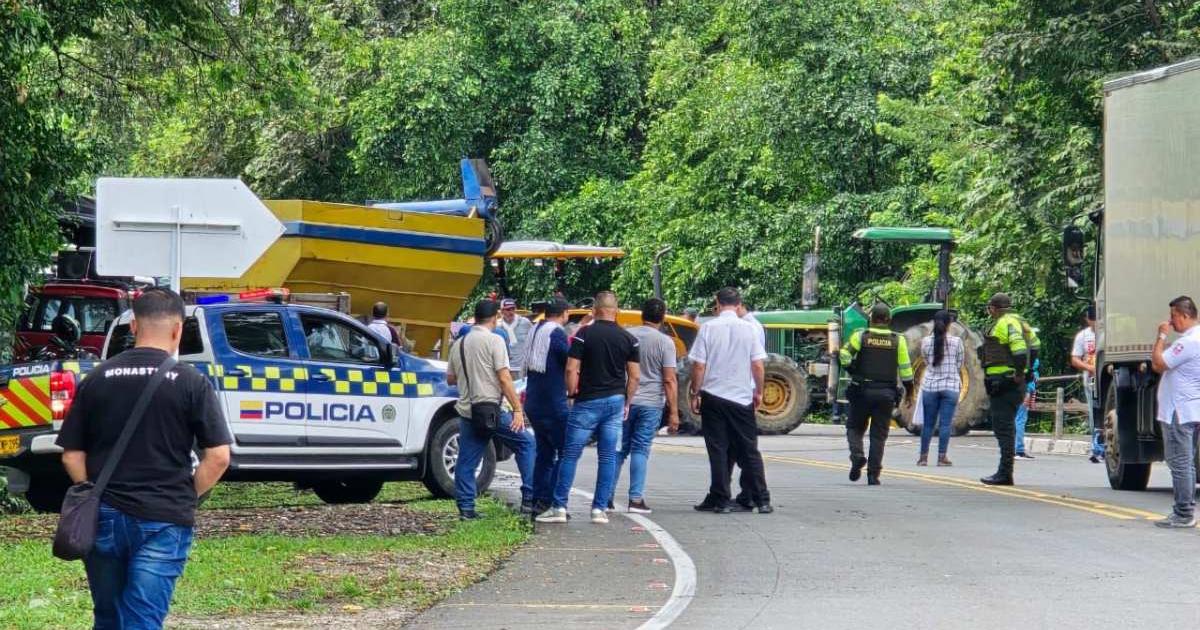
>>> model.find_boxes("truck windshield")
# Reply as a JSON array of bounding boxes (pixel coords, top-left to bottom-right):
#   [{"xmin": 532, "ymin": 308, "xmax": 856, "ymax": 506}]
[
  {"xmin": 21, "ymin": 296, "xmax": 119, "ymax": 335},
  {"xmin": 107, "ymin": 317, "xmax": 204, "ymax": 358}
]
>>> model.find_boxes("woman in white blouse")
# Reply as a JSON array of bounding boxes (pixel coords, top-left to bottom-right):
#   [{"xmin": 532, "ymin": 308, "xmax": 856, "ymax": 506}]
[{"xmin": 919, "ymin": 311, "xmax": 964, "ymax": 466}]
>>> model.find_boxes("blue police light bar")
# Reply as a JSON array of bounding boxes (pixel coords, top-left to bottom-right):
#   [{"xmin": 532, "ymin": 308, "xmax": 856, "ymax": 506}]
[{"xmin": 195, "ymin": 294, "xmax": 231, "ymax": 305}]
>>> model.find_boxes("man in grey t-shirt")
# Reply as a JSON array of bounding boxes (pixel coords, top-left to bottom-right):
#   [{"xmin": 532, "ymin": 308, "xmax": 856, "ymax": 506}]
[
  {"xmin": 447, "ymin": 300, "xmax": 536, "ymax": 519},
  {"xmin": 614, "ymin": 298, "xmax": 679, "ymax": 513}
]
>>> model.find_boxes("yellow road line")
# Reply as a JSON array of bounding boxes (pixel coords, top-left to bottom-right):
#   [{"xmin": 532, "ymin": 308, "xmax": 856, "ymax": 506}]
[{"xmin": 654, "ymin": 444, "xmax": 1161, "ymax": 521}]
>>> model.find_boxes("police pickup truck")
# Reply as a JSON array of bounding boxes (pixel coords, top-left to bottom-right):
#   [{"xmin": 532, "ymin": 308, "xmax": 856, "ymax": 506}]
[{"xmin": 0, "ymin": 301, "xmax": 499, "ymax": 512}]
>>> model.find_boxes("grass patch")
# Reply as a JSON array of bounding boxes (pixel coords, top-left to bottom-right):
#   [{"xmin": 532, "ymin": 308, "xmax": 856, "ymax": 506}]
[{"xmin": 0, "ymin": 482, "xmax": 529, "ymax": 629}]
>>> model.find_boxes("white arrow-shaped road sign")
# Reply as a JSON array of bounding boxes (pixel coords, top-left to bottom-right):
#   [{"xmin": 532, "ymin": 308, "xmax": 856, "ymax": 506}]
[{"xmin": 95, "ymin": 178, "xmax": 285, "ymax": 289}]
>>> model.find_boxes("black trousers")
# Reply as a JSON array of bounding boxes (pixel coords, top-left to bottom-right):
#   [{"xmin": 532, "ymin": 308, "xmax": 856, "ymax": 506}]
[
  {"xmin": 846, "ymin": 384, "xmax": 897, "ymax": 476},
  {"xmin": 702, "ymin": 392, "xmax": 769, "ymax": 505},
  {"xmin": 988, "ymin": 378, "xmax": 1025, "ymax": 478},
  {"xmin": 728, "ymin": 444, "xmax": 765, "ymax": 506}
]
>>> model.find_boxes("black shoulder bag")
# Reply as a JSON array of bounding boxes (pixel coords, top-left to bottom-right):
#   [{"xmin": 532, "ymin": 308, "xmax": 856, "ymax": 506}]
[
  {"xmin": 53, "ymin": 355, "xmax": 178, "ymax": 561},
  {"xmin": 459, "ymin": 337, "xmax": 501, "ymax": 433}
]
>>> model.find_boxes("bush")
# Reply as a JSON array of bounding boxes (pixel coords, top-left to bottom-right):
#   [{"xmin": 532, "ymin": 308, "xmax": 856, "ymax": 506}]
[{"xmin": 0, "ymin": 471, "xmax": 30, "ymax": 515}]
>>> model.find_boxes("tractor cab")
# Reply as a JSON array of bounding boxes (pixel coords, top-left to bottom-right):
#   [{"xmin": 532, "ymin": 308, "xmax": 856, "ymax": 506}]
[{"xmin": 841, "ymin": 227, "xmax": 985, "ymax": 435}]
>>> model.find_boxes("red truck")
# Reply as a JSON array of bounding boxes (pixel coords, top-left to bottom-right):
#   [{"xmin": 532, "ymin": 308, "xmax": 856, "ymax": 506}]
[{"xmin": 13, "ymin": 281, "xmax": 137, "ymax": 362}]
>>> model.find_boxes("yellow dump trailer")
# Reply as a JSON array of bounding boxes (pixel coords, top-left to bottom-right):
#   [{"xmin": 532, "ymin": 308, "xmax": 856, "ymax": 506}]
[{"xmin": 184, "ymin": 199, "xmax": 486, "ymax": 354}]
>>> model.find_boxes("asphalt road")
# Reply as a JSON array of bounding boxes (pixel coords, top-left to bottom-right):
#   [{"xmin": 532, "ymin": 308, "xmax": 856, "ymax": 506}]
[{"xmin": 417, "ymin": 425, "xmax": 1200, "ymax": 629}]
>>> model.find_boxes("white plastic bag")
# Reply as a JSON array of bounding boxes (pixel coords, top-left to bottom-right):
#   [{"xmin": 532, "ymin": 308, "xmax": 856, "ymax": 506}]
[{"xmin": 909, "ymin": 383, "xmax": 925, "ymax": 430}]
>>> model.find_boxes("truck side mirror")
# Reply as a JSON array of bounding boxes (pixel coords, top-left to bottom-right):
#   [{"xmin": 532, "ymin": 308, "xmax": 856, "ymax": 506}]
[{"xmin": 1062, "ymin": 226, "xmax": 1085, "ymax": 289}]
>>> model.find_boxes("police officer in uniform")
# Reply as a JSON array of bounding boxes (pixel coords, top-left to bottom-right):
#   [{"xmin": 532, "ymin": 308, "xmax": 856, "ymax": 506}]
[
  {"xmin": 839, "ymin": 304, "xmax": 915, "ymax": 485},
  {"xmin": 979, "ymin": 293, "xmax": 1030, "ymax": 486}
]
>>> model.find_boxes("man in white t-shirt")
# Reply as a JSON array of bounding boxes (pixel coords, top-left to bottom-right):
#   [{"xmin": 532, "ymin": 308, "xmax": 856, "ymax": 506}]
[
  {"xmin": 1151, "ymin": 296, "xmax": 1200, "ymax": 529},
  {"xmin": 1070, "ymin": 306, "xmax": 1101, "ymax": 463}
]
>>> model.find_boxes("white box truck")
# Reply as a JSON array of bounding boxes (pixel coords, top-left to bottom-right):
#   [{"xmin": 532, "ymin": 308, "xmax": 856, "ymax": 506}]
[{"xmin": 1065, "ymin": 58, "xmax": 1200, "ymax": 490}]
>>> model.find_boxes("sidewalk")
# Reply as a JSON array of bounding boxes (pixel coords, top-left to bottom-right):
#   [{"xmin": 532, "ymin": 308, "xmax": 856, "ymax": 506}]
[{"xmin": 408, "ymin": 474, "xmax": 680, "ymax": 629}]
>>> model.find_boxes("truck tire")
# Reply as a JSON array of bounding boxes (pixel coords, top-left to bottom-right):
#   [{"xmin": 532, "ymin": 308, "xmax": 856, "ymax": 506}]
[
  {"xmin": 484, "ymin": 217, "xmax": 504, "ymax": 257},
  {"xmin": 422, "ymin": 419, "xmax": 496, "ymax": 499},
  {"xmin": 899, "ymin": 322, "xmax": 987, "ymax": 435},
  {"xmin": 676, "ymin": 358, "xmax": 702, "ymax": 434},
  {"xmin": 25, "ymin": 477, "xmax": 68, "ymax": 514},
  {"xmin": 312, "ymin": 479, "xmax": 384, "ymax": 504},
  {"xmin": 1102, "ymin": 386, "xmax": 1151, "ymax": 491},
  {"xmin": 756, "ymin": 354, "xmax": 809, "ymax": 435}
]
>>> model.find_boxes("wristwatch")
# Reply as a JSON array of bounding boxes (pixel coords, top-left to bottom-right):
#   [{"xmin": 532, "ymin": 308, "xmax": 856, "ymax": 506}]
[{"xmin": 1159, "ymin": 332, "xmax": 1170, "ymax": 341}]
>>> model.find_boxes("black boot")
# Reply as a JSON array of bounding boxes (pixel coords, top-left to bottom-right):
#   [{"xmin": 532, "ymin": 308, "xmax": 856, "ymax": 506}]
[
  {"xmin": 849, "ymin": 456, "xmax": 867, "ymax": 482},
  {"xmin": 980, "ymin": 473, "xmax": 1014, "ymax": 486}
]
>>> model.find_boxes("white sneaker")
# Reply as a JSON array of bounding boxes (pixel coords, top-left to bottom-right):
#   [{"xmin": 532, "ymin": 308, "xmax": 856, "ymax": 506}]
[
  {"xmin": 535, "ymin": 507, "xmax": 567, "ymax": 523},
  {"xmin": 590, "ymin": 508, "xmax": 609, "ymax": 524}
]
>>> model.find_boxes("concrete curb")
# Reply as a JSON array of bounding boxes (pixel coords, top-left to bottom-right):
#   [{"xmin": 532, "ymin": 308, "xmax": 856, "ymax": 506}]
[{"xmin": 1024, "ymin": 436, "xmax": 1094, "ymax": 457}]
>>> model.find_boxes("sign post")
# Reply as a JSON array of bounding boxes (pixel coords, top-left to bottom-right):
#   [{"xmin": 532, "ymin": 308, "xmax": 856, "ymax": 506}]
[{"xmin": 95, "ymin": 178, "xmax": 285, "ymax": 289}]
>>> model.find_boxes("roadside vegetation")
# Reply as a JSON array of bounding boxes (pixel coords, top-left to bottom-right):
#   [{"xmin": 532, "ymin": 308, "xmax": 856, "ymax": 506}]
[
  {"xmin": 0, "ymin": 482, "xmax": 530, "ymax": 629},
  {"xmin": 6, "ymin": 1, "xmax": 1200, "ymax": 377}
]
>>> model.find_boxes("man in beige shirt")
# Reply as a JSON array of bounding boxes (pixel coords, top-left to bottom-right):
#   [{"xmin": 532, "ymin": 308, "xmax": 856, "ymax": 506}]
[{"xmin": 447, "ymin": 300, "xmax": 536, "ymax": 519}]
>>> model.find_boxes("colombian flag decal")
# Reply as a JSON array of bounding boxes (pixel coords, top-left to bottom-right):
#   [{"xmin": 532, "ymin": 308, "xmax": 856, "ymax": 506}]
[{"xmin": 239, "ymin": 401, "xmax": 264, "ymax": 420}]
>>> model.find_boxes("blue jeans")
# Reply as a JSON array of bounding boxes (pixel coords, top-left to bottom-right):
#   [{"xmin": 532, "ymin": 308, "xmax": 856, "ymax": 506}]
[
  {"xmin": 1014, "ymin": 403, "xmax": 1029, "ymax": 455},
  {"xmin": 615, "ymin": 405, "xmax": 663, "ymax": 501},
  {"xmin": 528, "ymin": 401, "xmax": 568, "ymax": 505},
  {"xmin": 554, "ymin": 394, "xmax": 624, "ymax": 510},
  {"xmin": 1085, "ymin": 380, "xmax": 1105, "ymax": 457},
  {"xmin": 455, "ymin": 412, "xmax": 536, "ymax": 513},
  {"xmin": 84, "ymin": 503, "xmax": 195, "ymax": 630},
  {"xmin": 919, "ymin": 389, "xmax": 958, "ymax": 456}
]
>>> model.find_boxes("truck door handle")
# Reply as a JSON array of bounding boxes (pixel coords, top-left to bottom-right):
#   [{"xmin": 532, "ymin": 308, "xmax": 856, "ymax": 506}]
[{"xmin": 311, "ymin": 373, "xmax": 331, "ymax": 382}]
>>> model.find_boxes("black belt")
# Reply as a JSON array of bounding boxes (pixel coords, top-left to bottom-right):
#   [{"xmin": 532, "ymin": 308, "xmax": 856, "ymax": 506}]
[{"xmin": 852, "ymin": 380, "xmax": 896, "ymax": 389}]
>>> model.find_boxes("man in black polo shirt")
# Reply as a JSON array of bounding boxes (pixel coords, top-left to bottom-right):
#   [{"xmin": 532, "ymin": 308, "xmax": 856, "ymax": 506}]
[
  {"xmin": 57, "ymin": 288, "xmax": 232, "ymax": 629},
  {"xmin": 537, "ymin": 291, "xmax": 640, "ymax": 525}
]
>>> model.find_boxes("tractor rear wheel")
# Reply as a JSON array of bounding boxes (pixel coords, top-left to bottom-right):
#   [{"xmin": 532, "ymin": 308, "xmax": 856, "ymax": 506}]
[
  {"xmin": 756, "ymin": 354, "xmax": 809, "ymax": 435},
  {"xmin": 899, "ymin": 321, "xmax": 987, "ymax": 435}
]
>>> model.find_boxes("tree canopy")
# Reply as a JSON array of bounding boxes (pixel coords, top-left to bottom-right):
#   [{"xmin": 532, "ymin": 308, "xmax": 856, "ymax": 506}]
[{"xmin": 5, "ymin": 0, "xmax": 1200, "ymax": 370}]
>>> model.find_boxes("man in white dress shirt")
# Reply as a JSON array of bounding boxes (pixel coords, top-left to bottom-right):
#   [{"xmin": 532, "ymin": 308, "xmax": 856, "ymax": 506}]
[
  {"xmin": 688, "ymin": 288, "xmax": 771, "ymax": 514},
  {"xmin": 1151, "ymin": 296, "xmax": 1200, "ymax": 529}
]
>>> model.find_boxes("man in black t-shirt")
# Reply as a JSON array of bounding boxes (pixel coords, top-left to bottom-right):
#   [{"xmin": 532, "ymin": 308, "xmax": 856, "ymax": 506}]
[
  {"xmin": 537, "ymin": 291, "xmax": 640, "ymax": 525},
  {"xmin": 57, "ymin": 288, "xmax": 231, "ymax": 630}
]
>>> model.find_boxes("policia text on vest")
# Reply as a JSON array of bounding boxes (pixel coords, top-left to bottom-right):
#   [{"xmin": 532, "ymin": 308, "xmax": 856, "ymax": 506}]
[
  {"xmin": 978, "ymin": 293, "xmax": 1036, "ymax": 486},
  {"xmin": 838, "ymin": 305, "xmax": 915, "ymax": 485}
]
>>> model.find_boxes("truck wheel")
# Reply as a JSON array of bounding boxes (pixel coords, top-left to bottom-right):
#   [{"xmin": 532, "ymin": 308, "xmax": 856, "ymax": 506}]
[
  {"xmin": 1103, "ymin": 386, "xmax": 1151, "ymax": 491},
  {"xmin": 900, "ymin": 322, "xmax": 987, "ymax": 435},
  {"xmin": 312, "ymin": 479, "xmax": 384, "ymax": 504},
  {"xmin": 25, "ymin": 478, "xmax": 69, "ymax": 514},
  {"xmin": 756, "ymin": 354, "xmax": 809, "ymax": 435},
  {"xmin": 422, "ymin": 419, "xmax": 496, "ymax": 499},
  {"xmin": 483, "ymin": 217, "xmax": 504, "ymax": 257},
  {"xmin": 676, "ymin": 358, "xmax": 702, "ymax": 434}
]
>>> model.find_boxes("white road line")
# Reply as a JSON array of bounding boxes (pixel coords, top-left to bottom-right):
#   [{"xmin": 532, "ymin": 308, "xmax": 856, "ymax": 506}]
[
  {"xmin": 495, "ymin": 470, "xmax": 697, "ymax": 628},
  {"xmin": 625, "ymin": 511, "xmax": 696, "ymax": 630}
]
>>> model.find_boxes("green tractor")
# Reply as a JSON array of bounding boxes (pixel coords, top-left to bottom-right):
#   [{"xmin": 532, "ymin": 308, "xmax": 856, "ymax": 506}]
[{"xmin": 678, "ymin": 227, "xmax": 987, "ymax": 436}]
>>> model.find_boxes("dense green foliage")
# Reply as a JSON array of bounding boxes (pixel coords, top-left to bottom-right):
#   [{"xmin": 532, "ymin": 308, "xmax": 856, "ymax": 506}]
[{"xmin": 5, "ymin": 0, "xmax": 1200, "ymax": 370}]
